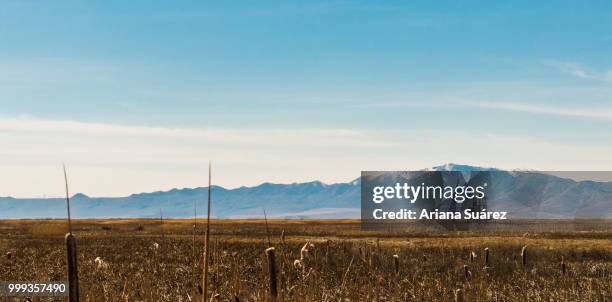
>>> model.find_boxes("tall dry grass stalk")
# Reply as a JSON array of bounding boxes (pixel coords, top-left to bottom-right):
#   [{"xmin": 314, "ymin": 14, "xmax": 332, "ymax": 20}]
[
  {"xmin": 63, "ymin": 164, "xmax": 73, "ymax": 234},
  {"xmin": 160, "ymin": 209, "xmax": 165, "ymax": 256},
  {"xmin": 521, "ymin": 246, "xmax": 527, "ymax": 267},
  {"xmin": 63, "ymin": 165, "xmax": 79, "ymax": 302},
  {"xmin": 121, "ymin": 279, "xmax": 130, "ymax": 302},
  {"xmin": 265, "ymin": 247, "xmax": 278, "ymax": 300},
  {"xmin": 263, "ymin": 209, "xmax": 271, "ymax": 247},
  {"xmin": 192, "ymin": 199, "xmax": 197, "ymax": 298},
  {"xmin": 202, "ymin": 162, "xmax": 212, "ymax": 302}
]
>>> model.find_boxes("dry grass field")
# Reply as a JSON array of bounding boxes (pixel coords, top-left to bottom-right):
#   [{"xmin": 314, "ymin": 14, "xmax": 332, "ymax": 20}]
[{"xmin": 1, "ymin": 219, "xmax": 611, "ymax": 301}]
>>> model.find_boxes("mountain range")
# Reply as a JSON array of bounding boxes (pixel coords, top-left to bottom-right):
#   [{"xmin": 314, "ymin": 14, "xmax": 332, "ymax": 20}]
[{"xmin": 1, "ymin": 164, "xmax": 611, "ymax": 219}]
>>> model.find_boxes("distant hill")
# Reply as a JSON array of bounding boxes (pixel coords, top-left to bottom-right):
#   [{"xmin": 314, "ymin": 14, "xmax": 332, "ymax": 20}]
[
  {"xmin": 1, "ymin": 164, "xmax": 611, "ymax": 219},
  {"xmin": 0, "ymin": 181, "xmax": 360, "ymax": 219}
]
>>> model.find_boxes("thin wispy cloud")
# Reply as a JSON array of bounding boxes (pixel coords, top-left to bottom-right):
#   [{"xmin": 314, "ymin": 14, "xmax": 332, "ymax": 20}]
[
  {"xmin": 0, "ymin": 116, "xmax": 369, "ymax": 147},
  {"xmin": 546, "ymin": 60, "xmax": 612, "ymax": 82},
  {"xmin": 459, "ymin": 100, "xmax": 612, "ymax": 120}
]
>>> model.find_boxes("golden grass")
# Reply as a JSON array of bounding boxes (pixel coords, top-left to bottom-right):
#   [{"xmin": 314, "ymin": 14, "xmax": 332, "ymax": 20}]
[
  {"xmin": 28, "ymin": 223, "xmax": 68, "ymax": 236},
  {"xmin": 1, "ymin": 219, "xmax": 611, "ymax": 301}
]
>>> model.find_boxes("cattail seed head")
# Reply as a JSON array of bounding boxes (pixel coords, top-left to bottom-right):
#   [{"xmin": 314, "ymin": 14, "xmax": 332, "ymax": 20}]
[
  {"xmin": 265, "ymin": 247, "xmax": 277, "ymax": 300},
  {"xmin": 300, "ymin": 241, "xmax": 314, "ymax": 261},
  {"xmin": 65, "ymin": 233, "xmax": 80, "ymax": 302},
  {"xmin": 561, "ymin": 256, "xmax": 566, "ymax": 275},
  {"xmin": 393, "ymin": 254, "xmax": 399, "ymax": 275},
  {"xmin": 463, "ymin": 265, "xmax": 470, "ymax": 279},
  {"xmin": 454, "ymin": 289, "xmax": 464, "ymax": 302}
]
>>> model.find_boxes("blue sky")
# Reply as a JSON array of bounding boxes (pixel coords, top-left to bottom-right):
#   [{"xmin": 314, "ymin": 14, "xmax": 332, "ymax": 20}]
[{"xmin": 1, "ymin": 1, "xmax": 612, "ymax": 197}]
